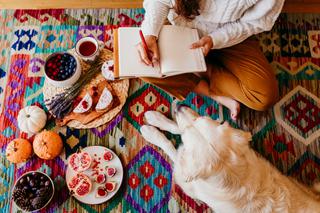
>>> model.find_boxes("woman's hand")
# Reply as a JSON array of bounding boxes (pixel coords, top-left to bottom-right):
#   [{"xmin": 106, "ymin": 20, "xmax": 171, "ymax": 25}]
[
  {"xmin": 136, "ymin": 35, "xmax": 160, "ymax": 66},
  {"xmin": 190, "ymin": 35, "xmax": 213, "ymax": 56}
]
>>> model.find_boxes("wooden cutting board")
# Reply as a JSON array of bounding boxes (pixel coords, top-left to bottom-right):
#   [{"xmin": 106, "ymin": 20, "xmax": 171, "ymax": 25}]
[{"xmin": 56, "ymin": 80, "xmax": 119, "ymax": 126}]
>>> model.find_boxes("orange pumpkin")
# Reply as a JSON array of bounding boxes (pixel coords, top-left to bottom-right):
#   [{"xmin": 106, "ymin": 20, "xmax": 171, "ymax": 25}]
[
  {"xmin": 6, "ymin": 138, "xmax": 32, "ymax": 163},
  {"xmin": 33, "ymin": 130, "xmax": 63, "ymax": 160}
]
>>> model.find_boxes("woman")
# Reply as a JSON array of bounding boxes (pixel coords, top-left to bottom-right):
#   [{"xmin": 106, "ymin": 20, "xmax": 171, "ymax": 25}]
[{"xmin": 137, "ymin": 0, "xmax": 285, "ymax": 120}]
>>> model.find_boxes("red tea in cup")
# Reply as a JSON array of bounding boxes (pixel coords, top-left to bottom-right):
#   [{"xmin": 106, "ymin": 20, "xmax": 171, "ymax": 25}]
[
  {"xmin": 75, "ymin": 37, "xmax": 100, "ymax": 61},
  {"xmin": 79, "ymin": 41, "xmax": 97, "ymax": 57}
]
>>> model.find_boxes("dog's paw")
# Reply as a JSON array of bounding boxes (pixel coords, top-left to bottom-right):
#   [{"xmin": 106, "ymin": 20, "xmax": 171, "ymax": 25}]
[
  {"xmin": 144, "ymin": 111, "xmax": 181, "ymax": 134},
  {"xmin": 144, "ymin": 111, "xmax": 167, "ymax": 126},
  {"xmin": 140, "ymin": 125, "xmax": 168, "ymax": 147}
]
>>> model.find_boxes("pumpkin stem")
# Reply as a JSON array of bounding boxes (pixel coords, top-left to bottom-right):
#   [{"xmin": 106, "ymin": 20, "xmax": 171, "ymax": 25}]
[{"xmin": 41, "ymin": 140, "xmax": 47, "ymax": 146}]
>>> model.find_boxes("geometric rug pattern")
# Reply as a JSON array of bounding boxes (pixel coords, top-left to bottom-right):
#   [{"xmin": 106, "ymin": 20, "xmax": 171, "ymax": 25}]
[{"xmin": 0, "ymin": 9, "xmax": 319, "ymax": 212}]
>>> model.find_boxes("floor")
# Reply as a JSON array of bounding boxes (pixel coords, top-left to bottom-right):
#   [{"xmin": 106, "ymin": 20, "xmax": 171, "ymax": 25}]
[{"xmin": 0, "ymin": 0, "xmax": 320, "ymax": 13}]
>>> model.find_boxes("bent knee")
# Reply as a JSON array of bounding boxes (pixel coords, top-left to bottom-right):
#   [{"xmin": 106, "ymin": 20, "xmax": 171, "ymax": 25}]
[{"xmin": 251, "ymin": 81, "xmax": 279, "ymax": 111}]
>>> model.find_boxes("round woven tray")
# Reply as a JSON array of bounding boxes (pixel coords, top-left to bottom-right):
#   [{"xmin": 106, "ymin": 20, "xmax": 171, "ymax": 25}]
[{"xmin": 43, "ymin": 48, "xmax": 129, "ymax": 129}]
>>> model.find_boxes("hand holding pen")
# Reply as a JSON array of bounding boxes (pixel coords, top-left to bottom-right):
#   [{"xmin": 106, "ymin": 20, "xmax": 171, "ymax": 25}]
[{"xmin": 136, "ymin": 30, "xmax": 160, "ymax": 67}]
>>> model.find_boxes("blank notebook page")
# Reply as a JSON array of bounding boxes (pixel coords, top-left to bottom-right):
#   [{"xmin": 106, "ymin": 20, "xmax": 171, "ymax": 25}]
[
  {"xmin": 158, "ymin": 25, "xmax": 205, "ymax": 75},
  {"xmin": 118, "ymin": 27, "xmax": 161, "ymax": 77}
]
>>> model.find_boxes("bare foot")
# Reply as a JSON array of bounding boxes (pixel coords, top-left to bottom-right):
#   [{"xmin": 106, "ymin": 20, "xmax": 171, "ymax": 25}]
[
  {"xmin": 214, "ymin": 96, "xmax": 240, "ymax": 120},
  {"xmin": 194, "ymin": 80, "xmax": 240, "ymax": 120}
]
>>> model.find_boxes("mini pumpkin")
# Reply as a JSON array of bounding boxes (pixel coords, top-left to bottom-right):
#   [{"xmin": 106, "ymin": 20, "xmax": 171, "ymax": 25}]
[
  {"xmin": 18, "ymin": 106, "xmax": 47, "ymax": 134},
  {"xmin": 33, "ymin": 130, "xmax": 63, "ymax": 160},
  {"xmin": 6, "ymin": 138, "xmax": 32, "ymax": 163}
]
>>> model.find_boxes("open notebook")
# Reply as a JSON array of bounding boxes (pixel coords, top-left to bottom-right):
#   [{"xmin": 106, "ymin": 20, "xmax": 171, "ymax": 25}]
[{"xmin": 113, "ymin": 25, "xmax": 207, "ymax": 78}]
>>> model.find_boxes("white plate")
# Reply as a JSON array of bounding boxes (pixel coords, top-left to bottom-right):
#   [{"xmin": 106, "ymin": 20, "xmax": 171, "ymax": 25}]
[{"xmin": 66, "ymin": 146, "xmax": 123, "ymax": 205}]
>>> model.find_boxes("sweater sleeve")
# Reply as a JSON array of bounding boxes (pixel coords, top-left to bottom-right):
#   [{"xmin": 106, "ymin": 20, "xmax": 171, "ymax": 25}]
[
  {"xmin": 141, "ymin": 0, "xmax": 171, "ymax": 37},
  {"xmin": 209, "ymin": 0, "xmax": 285, "ymax": 49}
]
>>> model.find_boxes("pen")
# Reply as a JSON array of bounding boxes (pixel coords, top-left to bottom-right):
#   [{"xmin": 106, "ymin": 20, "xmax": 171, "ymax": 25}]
[{"xmin": 139, "ymin": 30, "xmax": 154, "ymax": 67}]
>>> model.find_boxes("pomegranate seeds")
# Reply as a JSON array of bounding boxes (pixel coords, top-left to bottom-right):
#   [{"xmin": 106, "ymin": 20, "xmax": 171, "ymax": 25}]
[
  {"xmin": 68, "ymin": 151, "xmax": 92, "ymax": 172},
  {"xmin": 68, "ymin": 173, "xmax": 92, "ymax": 197}
]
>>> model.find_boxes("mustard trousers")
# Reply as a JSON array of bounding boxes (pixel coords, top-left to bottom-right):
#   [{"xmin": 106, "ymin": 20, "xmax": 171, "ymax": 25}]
[{"xmin": 141, "ymin": 38, "xmax": 279, "ymax": 111}]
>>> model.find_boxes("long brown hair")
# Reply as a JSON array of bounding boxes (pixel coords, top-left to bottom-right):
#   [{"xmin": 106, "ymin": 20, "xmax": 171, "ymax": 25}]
[{"xmin": 175, "ymin": 0, "xmax": 200, "ymax": 20}]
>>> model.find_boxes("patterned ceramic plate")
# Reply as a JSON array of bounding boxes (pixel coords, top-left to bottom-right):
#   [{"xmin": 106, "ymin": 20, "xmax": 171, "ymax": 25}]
[{"xmin": 66, "ymin": 146, "xmax": 123, "ymax": 205}]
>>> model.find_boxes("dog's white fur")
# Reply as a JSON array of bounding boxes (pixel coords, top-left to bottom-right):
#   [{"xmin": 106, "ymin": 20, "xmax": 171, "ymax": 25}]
[{"xmin": 140, "ymin": 107, "xmax": 320, "ymax": 213}]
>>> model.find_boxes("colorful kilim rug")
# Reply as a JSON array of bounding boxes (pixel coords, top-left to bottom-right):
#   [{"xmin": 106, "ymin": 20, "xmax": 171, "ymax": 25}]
[{"xmin": 0, "ymin": 9, "xmax": 319, "ymax": 213}]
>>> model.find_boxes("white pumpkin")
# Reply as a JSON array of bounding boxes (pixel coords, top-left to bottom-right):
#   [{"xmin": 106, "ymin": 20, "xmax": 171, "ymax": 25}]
[{"xmin": 18, "ymin": 106, "xmax": 47, "ymax": 134}]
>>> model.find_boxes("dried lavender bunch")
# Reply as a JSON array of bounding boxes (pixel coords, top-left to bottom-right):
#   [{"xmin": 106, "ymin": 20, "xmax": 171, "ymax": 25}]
[{"xmin": 46, "ymin": 58, "xmax": 104, "ymax": 119}]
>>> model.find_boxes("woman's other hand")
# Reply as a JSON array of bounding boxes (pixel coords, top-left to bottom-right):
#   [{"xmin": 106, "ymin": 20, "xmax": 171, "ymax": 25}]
[
  {"xmin": 190, "ymin": 36, "xmax": 213, "ymax": 56},
  {"xmin": 136, "ymin": 35, "xmax": 160, "ymax": 66}
]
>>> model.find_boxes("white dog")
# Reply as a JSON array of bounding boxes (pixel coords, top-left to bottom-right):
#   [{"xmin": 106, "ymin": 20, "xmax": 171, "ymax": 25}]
[{"xmin": 140, "ymin": 106, "xmax": 320, "ymax": 213}]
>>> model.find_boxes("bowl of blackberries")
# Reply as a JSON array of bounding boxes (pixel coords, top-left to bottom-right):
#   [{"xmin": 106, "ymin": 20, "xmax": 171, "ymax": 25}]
[
  {"xmin": 12, "ymin": 171, "xmax": 54, "ymax": 212},
  {"xmin": 45, "ymin": 52, "xmax": 81, "ymax": 87}
]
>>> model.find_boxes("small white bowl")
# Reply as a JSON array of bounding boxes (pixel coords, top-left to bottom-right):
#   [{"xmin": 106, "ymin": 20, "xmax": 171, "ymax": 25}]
[
  {"xmin": 44, "ymin": 52, "xmax": 81, "ymax": 88},
  {"xmin": 12, "ymin": 171, "xmax": 55, "ymax": 212},
  {"xmin": 75, "ymin": 37, "xmax": 100, "ymax": 62}
]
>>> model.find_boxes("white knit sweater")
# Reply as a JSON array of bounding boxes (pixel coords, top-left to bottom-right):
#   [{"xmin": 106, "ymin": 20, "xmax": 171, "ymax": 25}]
[{"xmin": 141, "ymin": 0, "xmax": 285, "ymax": 49}]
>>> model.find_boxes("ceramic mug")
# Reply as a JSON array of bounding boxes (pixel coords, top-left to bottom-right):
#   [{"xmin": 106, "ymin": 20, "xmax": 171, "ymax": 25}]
[{"xmin": 75, "ymin": 37, "xmax": 100, "ymax": 62}]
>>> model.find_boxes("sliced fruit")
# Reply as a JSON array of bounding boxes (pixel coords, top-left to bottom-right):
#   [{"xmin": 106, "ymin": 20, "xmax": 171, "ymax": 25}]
[
  {"xmin": 68, "ymin": 173, "xmax": 92, "ymax": 197},
  {"xmin": 68, "ymin": 151, "xmax": 92, "ymax": 172},
  {"xmin": 75, "ymin": 179, "xmax": 91, "ymax": 197},
  {"xmin": 95, "ymin": 174, "xmax": 106, "ymax": 184},
  {"xmin": 73, "ymin": 93, "xmax": 93, "ymax": 113},
  {"xmin": 96, "ymin": 186, "xmax": 108, "ymax": 198},
  {"xmin": 106, "ymin": 167, "xmax": 116, "ymax": 178},
  {"xmin": 68, "ymin": 175, "xmax": 80, "ymax": 189},
  {"xmin": 95, "ymin": 87, "xmax": 113, "ymax": 111},
  {"xmin": 103, "ymin": 151, "xmax": 113, "ymax": 161},
  {"xmin": 105, "ymin": 181, "xmax": 117, "ymax": 192}
]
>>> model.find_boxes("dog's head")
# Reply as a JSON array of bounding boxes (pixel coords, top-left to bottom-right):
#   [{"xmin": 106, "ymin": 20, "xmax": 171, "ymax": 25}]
[{"xmin": 174, "ymin": 106, "xmax": 252, "ymax": 182}]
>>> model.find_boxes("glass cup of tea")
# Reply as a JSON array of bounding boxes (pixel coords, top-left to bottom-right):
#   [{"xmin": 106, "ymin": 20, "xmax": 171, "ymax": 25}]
[{"xmin": 75, "ymin": 37, "xmax": 100, "ymax": 62}]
